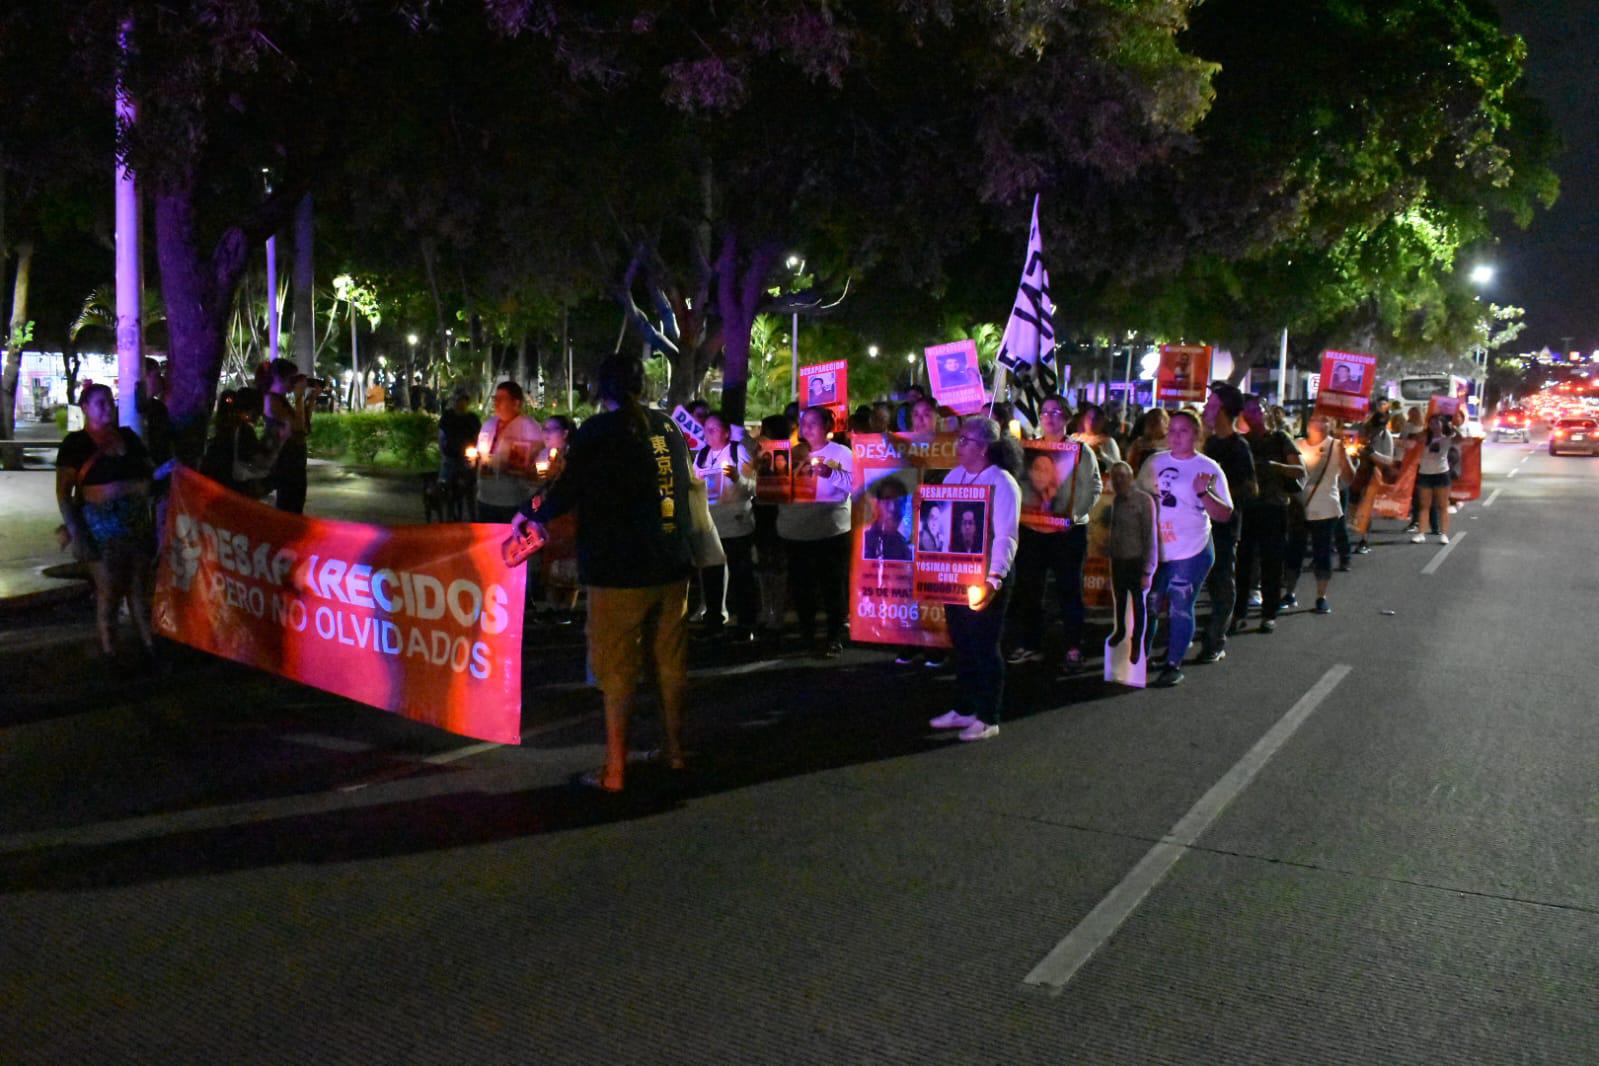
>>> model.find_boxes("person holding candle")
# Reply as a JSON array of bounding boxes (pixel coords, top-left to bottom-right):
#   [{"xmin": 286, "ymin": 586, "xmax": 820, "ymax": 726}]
[{"xmin": 692, "ymin": 411, "xmax": 759, "ymax": 640}]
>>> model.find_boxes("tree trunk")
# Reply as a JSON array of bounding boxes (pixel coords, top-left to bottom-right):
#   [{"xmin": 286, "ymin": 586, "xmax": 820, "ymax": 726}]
[
  {"xmin": 292, "ymin": 193, "xmax": 314, "ymax": 367},
  {"xmin": 715, "ymin": 233, "xmax": 782, "ymax": 425},
  {"xmin": 1, "ymin": 239, "xmax": 34, "ymax": 466},
  {"xmin": 156, "ymin": 180, "xmax": 251, "ymax": 464},
  {"xmin": 62, "ymin": 341, "xmax": 81, "ymax": 412}
]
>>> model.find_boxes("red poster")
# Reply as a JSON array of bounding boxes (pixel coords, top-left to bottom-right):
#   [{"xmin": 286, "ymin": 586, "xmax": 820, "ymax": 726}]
[
  {"xmin": 756, "ymin": 438, "xmax": 794, "ymax": 503},
  {"xmin": 1314, "ymin": 350, "xmax": 1377, "ymax": 421},
  {"xmin": 1450, "ymin": 438, "xmax": 1483, "ymax": 502},
  {"xmin": 153, "ymin": 466, "xmax": 526, "ymax": 744},
  {"xmin": 1019, "ymin": 440, "xmax": 1086, "ymax": 533},
  {"xmin": 848, "ymin": 433, "xmax": 960, "ymax": 647},
  {"xmin": 1155, "ymin": 344, "xmax": 1211, "ymax": 404},
  {"xmin": 925, "ymin": 340, "xmax": 988, "ymax": 414},
  {"xmin": 1428, "ymin": 394, "xmax": 1462, "ymax": 419},
  {"xmin": 1352, "ymin": 439, "xmax": 1421, "ymax": 535},
  {"xmin": 913, "ymin": 483, "xmax": 993, "ymax": 604},
  {"xmin": 798, "ymin": 359, "xmax": 849, "ymax": 429}
]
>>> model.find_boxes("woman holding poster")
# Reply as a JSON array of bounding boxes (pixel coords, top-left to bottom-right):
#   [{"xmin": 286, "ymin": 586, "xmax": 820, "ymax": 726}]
[
  {"xmin": 1009, "ymin": 395, "xmax": 1101, "ymax": 669},
  {"xmin": 927, "ymin": 418, "xmax": 1021, "ymax": 743},
  {"xmin": 777, "ymin": 407, "xmax": 854, "ymax": 657},
  {"xmin": 692, "ymin": 412, "xmax": 759, "ymax": 638}
]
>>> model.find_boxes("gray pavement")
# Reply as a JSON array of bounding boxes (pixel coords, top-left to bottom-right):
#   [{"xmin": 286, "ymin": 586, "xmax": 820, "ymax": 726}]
[{"xmin": 3, "ymin": 434, "xmax": 1597, "ymax": 1063}]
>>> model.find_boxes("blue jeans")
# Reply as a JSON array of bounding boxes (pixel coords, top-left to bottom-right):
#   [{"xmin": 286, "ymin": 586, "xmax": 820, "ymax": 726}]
[{"xmin": 1149, "ymin": 541, "xmax": 1215, "ymax": 669}]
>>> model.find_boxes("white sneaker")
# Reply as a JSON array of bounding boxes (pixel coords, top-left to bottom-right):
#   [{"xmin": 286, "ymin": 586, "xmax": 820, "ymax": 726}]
[
  {"xmin": 1438, "ymin": 533, "xmax": 1451, "ymax": 545},
  {"xmin": 1447, "ymin": 504, "xmax": 1458, "ymax": 515},
  {"xmin": 1410, "ymin": 533, "xmax": 1426, "ymax": 543},
  {"xmin": 958, "ymin": 720, "xmax": 999, "ymax": 742},
  {"xmin": 930, "ymin": 710, "xmax": 977, "ymax": 730}
]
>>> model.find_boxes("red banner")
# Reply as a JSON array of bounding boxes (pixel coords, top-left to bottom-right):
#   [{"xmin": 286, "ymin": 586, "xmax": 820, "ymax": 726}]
[
  {"xmin": 798, "ymin": 359, "xmax": 849, "ymax": 429},
  {"xmin": 848, "ymin": 432, "xmax": 960, "ymax": 647},
  {"xmin": 1314, "ymin": 350, "xmax": 1377, "ymax": 421},
  {"xmin": 1156, "ymin": 344, "xmax": 1211, "ymax": 404},
  {"xmin": 1450, "ymin": 438, "xmax": 1483, "ymax": 502},
  {"xmin": 1352, "ymin": 439, "xmax": 1421, "ymax": 536},
  {"xmin": 153, "ymin": 466, "xmax": 527, "ymax": 744}
]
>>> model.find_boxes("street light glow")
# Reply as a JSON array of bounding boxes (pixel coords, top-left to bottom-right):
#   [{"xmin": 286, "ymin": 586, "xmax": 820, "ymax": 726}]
[
  {"xmin": 905, "ymin": 353, "xmax": 916, "ymax": 364},
  {"xmin": 786, "ymin": 254, "xmax": 802, "ymax": 270},
  {"xmin": 1470, "ymin": 264, "xmax": 1495, "ymax": 285},
  {"xmin": 406, "ymin": 333, "xmax": 419, "ymax": 346},
  {"xmin": 868, "ymin": 345, "xmax": 879, "ymax": 358}
]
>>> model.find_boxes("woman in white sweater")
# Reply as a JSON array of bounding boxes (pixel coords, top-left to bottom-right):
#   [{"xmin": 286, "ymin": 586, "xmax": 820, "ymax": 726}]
[{"xmin": 928, "ymin": 417, "xmax": 1022, "ymax": 742}]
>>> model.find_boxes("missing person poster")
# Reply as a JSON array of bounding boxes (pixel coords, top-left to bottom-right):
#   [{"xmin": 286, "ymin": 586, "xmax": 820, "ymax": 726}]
[
  {"xmin": 799, "ymin": 359, "xmax": 849, "ymax": 428},
  {"xmin": 912, "ymin": 483, "xmax": 993, "ymax": 605},
  {"xmin": 1351, "ymin": 438, "xmax": 1421, "ymax": 535},
  {"xmin": 1019, "ymin": 440, "xmax": 1085, "ymax": 533},
  {"xmin": 670, "ymin": 405, "xmax": 707, "ymax": 450},
  {"xmin": 1313, "ymin": 350, "xmax": 1377, "ymax": 421},
  {"xmin": 925, "ymin": 339, "xmax": 988, "ymax": 414},
  {"xmin": 1427, "ymin": 394, "xmax": 1462, "ymax": 419},
  {"xmin": 153, "ymin": 466, "xmax": 526, "ymax": 744},
  {"xmin": 1155, "ymin": 344, "xmax": 1211, "ymax": 405},
  {"xmin": 756, "ymin": 438, "xmax": 794, "ymax": 503},
  {"xmin": 848, "ymin": 432, "xmax": 960, "ymax": 647},
  {"xmin": 1450, "ymin": 438, "xmax": 1483, "ymax": 503}
]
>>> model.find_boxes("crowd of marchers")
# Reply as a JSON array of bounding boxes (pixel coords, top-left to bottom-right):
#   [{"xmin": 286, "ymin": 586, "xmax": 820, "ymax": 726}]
[{"xmin": 50, "ymin": 353, "xmax": 1472, "ymax": 793}]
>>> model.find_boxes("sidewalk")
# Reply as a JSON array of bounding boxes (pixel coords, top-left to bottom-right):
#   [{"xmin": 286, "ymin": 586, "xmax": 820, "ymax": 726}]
[{"xmin": 0, "ymin": 421, "xmax": 431, "ymax": 615}]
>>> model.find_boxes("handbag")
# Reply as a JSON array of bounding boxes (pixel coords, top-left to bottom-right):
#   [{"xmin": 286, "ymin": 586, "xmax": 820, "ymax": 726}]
[{"xmin": 684, "ymin": 476, "xmax": 726, "ymax": 568}]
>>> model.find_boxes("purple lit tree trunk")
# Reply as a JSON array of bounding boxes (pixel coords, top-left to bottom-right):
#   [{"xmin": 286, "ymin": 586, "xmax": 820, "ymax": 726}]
[
  {"xmin": 114, "ymin": 17, "xmax": 143, "ymax": 435},
  {"xmin": 0, "ymin": 239, "xmax": 31, "ymax": 466},
  {"xmin": 291, "ymin": 194, "xmax": 314, "ymax": 366}
]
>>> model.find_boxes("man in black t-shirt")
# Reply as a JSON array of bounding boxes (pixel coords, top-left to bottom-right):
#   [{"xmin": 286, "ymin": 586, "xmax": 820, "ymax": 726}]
[
  {"xmin": 1235, "ymin": 395, "xmax": 1306, "ymax": 633},
  {"xmin": 1199, "ymin": 383, "xmax": 1255, "ymax": 661},
  {"xmin": 515, "ymin": 355, "xmax": 695, "ymax": 794},
  {"xmin": 437, "ymin": 391, "xmax": 482, "ymax": 520}
]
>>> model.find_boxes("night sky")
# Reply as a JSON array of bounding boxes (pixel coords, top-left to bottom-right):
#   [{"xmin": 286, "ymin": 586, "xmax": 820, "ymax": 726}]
[{"xmin": 1495, "ymin": 1, "xmax": 1598, "ymax": 353}]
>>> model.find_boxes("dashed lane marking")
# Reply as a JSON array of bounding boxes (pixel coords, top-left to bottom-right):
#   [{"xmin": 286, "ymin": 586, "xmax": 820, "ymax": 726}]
[
  {"xmin": 1483, "ymin": 487, "xmax": 1503, "ymax": 508},
  {"xmin": 1421, "ymin": 531, "xmax": 1466, "ymax": 576},
  {"xmin": 1023, "ymin": 665, "xmax": 1352, "ymax": 993}
]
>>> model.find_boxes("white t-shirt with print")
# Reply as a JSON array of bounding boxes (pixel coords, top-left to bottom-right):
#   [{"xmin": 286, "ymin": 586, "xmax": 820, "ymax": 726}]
[{"xmin": 1136, "ymin": 449, "xmax": 1232, "ymax": 563}]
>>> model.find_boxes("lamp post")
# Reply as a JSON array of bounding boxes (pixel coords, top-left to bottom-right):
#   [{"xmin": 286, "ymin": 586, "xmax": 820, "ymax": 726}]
[
  {"xmin": 1469, "ymin": 264, "xmax": 1496, "ymax": 403},
  {"xmin": 786, "ymin": 254, "xmax": 804, "ymax": 401}
]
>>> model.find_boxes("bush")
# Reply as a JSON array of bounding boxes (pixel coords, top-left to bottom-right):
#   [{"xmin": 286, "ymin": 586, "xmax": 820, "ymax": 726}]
[
  {"xmin": 306, "ymin": 415, "xmax": 349, "ymax": 458},
  {"xmin": 386, "ymin": 411, "xmax": 438, "ymax": 469},
  {"xmin": 344, "ymin": 412, "xmax": 386, "ymax": 465},
  {"xmin": 54, "ymin": 408, "xmax": 68, "ymax": 434}
]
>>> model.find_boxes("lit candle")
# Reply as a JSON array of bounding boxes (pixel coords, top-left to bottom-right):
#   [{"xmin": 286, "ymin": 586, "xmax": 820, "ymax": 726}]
[
  {"xmin": 967, "ymin": 584, "xmax": 985, "ymax": 609},
  {"xmin": 465, "ymin": 445, "xmax": 479, "ymax": 462}
]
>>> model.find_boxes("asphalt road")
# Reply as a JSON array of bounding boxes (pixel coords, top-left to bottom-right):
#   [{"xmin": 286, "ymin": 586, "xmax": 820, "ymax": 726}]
[{"xmin": 3, "ymin": 433, "xmax": 1595, "ymax": 1064}]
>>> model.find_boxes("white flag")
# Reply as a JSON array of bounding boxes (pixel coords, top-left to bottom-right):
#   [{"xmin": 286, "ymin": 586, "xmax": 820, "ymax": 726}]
[{"xmin": 996, "ymin": 195, "xmax": 1056, "ymax": 374}]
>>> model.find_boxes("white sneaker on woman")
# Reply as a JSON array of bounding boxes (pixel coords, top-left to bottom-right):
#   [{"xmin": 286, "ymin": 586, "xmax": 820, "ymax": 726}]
[
  {"xmin": 1410, "ymin": 533, "xmax": 1426, "ymax": 544},
  {"xmin": 930, "ymin": 710, "xmax": 977, "ymax": 730},
  {"xmin": 1438, "ymin": 533, "xmax": 1451, "ymax": 545}
]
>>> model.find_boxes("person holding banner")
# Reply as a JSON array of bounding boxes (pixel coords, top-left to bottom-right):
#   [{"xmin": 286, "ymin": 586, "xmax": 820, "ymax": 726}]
[
  {"xmin": 1198, "ymin": 384, "xmax": 1255, "ymax": 663},
  {"xmin": 56, "ymin": 383, "xmax": 159, "ymax": 660},
  {"xmin": 778, "ymin": 407, "xmax": 854, "ymax": 657},
  {"xmin": 692, "ymin": 412, "xmax": 759, "ymax": 640},
  {"xmin": 1351, "ymin": 409, "xmax": 1397, "ymax": 554},
  {"xmin": 1412, "ymin": 415, "xmax": 1460, "ymax": 545},
  {"xmin": 928, "ymin": 418, "xmax": 1021, "ymax": 742},
  {"xmin": 513, "ymin": 355, "xmax": 695, "ymax": 793},
  {"xmin": 1236, "ymin": 396, "xmax": 1305, "ymax": 635},
  {"xmin": 1284, "ymin": 415, "xmax": 1356, "ymax": 615},
  {"xmin": 1137, "ymin": 411, "xmax": 1233, "ymax": 687},
  {"xmin": 1008, "ymin": 395, "xmax": 1101, "ymax": 669}
]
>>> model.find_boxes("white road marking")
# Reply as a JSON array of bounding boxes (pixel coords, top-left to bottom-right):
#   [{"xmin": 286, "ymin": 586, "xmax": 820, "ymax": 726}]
[
  {"xmin": 1507, "ymin": 468, "xmax": 1519, "ymax": 479},
  {"xmin": 1022, "ymin": 665, "xmax": 1352, "ymax": 992},
  {"xmin": 1421, "ymin": 531, "xmax": 1466, "ymax": 575},
  {"xmin": 1483, "ymin": 487, "xmax": 1503, "ymax": 508}
]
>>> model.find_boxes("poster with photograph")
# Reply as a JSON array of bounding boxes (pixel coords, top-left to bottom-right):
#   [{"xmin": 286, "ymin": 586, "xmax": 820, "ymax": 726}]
[
  {"xmin": 1427, "ymin": 394, "xmax": 1462, "ymax": 419},
  {"xmin": 1313, "ymin": 350, "xmax": 1378, "ymax": 421},
  {"xmin": 1103, "ymin": 584, "xmax": 1148, "ymax": 689},
  {"xmin": 925, "ymin": 339, "xmax": 988, "ymax": 414},
  {"xmin": 912, "ymin": 483, "xmax": 992, "ymax": 605},
  {"xmin": 1155, "ymin": 344, "xmax": 1211, "ymax": 405},
  {"xmin": 848, "ymin": 433, "xmax": 960, "ymax": 647},
  {"xmin": 1019, "ymin": 440, "xmax": 1085, "ymax": 533},
  {"xmin": 756, "ymin": 438, "xmax": 793, "ymax": 503},
  {"xmin": 670, "ymin": 405, "xmax": 707, "ymax": 450},
  {"xmin": 799, "ymin": 359, "xmax": 849, "ymax": 429}
]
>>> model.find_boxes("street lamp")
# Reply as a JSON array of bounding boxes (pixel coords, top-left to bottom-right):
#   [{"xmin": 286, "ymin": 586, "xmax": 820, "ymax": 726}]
[
  {"xmin": 406, "ymin": 333, "xmax": 418, "ymax": 347},
  {"xmin": 333, "ymin": 274, "xmax": 359, "ymax": 409},
  {"xmin": 1470, "ymin": 264, "xmax": 1496, "ymax": 286},
  {"xmin": 868, "ymin": 345, "xmax": 879, "ymax": 358},
  {"xmin": 787, "ymin": 253, "xmax": 805, "ymax": 401}
]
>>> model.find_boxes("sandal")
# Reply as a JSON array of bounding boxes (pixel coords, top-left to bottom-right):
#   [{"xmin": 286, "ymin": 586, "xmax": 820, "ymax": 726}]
[{"xmin": 575, "ymin": 768, "xmax": 624, "ymax": 793}]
